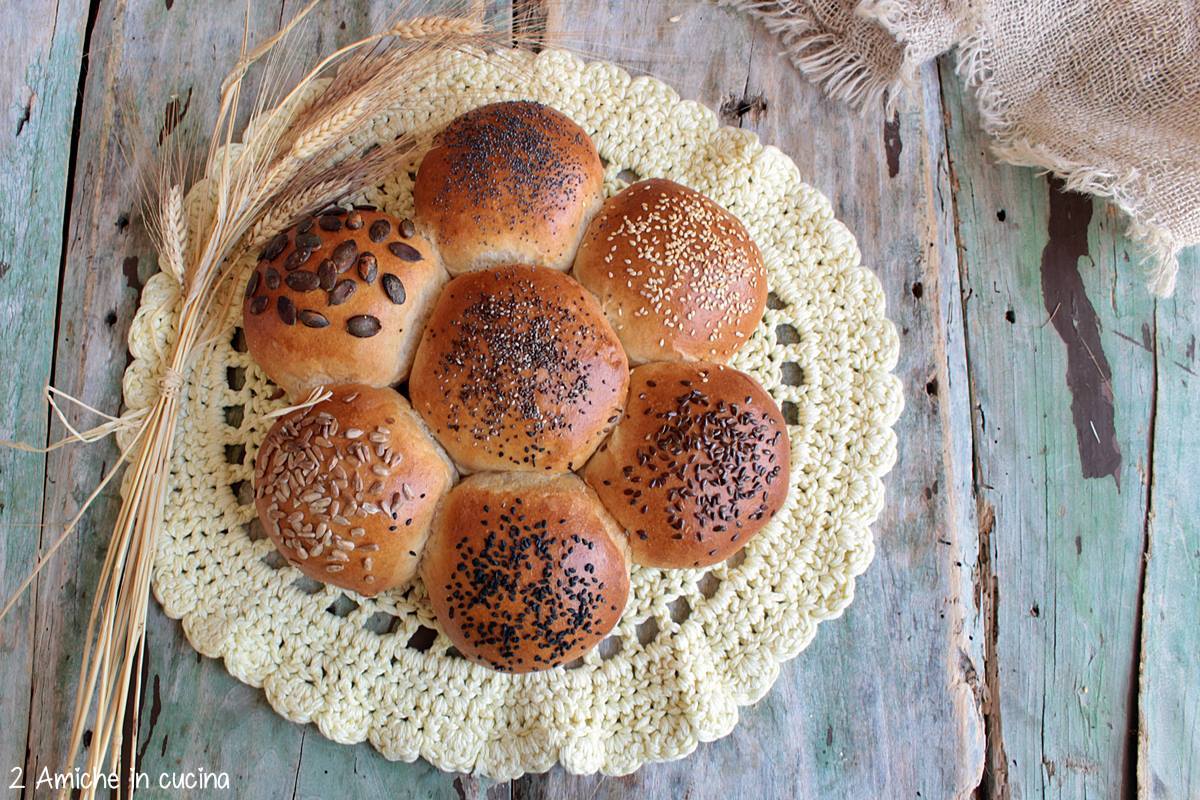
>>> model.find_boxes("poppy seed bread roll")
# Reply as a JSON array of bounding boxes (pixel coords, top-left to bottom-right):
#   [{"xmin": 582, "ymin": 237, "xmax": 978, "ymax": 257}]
[
  {"xmin": 572, "ymin": 179, "xmax": 767, "ymax": 364},
  {"xmin": 409, "ymin": 264, "xmax": 629, "ymax": 473},
  {"xmin": 253, "ymin": 385, "xmax": 455, "ymax": 596},
  {"xmin": 412, "ymin": 101, "xmax": 604, "ymax": 275},
  {"xmin": 242, "ymin": 207, "xmax": 446, "ymax": 398},
  {"xmin": 422, "ymin": 472, "xmax": 630, "ymax": 672},
  {"xmin": 582, "ymin": 362, "xmax": 789, "ymax": 568}
]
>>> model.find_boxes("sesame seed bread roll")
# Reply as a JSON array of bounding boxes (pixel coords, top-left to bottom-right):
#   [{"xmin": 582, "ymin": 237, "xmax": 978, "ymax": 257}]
[
  {"xmin": 572, "ymin": 179, "xmax": 768, "ymax": 364},
  {"xmin": 409, "ymin": 264, "xmax": 629, "ymax": 473},
  {"xmin": 582, "ymin": 362, "xmax": 789, "ymax": 569},
  {"xmin": 243, "ymin": 207, "xmax": 446, "ymax": 398},
  {"xmin": 253, "ymin": 385, "xmax": 456, "ymax": 596},
  {"xmin": 422, "ymin": 472, "xmax": 630, "ymax": 673},
  {"xmin": 412, "ymin": 101, "xmax": 604, "ymax": 275}
]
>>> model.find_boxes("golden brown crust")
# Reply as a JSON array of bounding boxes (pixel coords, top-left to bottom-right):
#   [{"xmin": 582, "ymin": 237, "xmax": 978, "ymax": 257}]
[
  {"xmin": 253, "ymin": 384, "xmax": 456, "ymax": 596},
  {"xmin": 421, "ymin": 472, "xmax": 630, "ymax": 673},
  {"xmin": 409, "ymin": 265, "xmax": 629, "ymax": 473},
  {"xmin": 572, "ymin": 178, "xmax": 767, "ymax": 364},
  {"xmin": 413, "ymin": 101, "xmax": 604, "ymax": 275},
  {"xmin": 242, "ymin": 207, "xmax": 446, "ymax": 398},
  {"xmin": 582, "ymin": 362, "xmax": 789, "ymax": 569}
]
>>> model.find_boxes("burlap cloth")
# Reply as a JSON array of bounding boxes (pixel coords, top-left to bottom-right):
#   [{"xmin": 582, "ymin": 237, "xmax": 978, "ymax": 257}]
[{"xmin": 719, "ymin": 0, "xmax": 1200, "ymax": 296}]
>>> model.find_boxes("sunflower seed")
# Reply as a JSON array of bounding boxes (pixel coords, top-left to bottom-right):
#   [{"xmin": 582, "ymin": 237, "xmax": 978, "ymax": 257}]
[
  {"xmin": 363, "ymin": 558, "xmax": 374, "ymax": 572},
  {"xmin": 283, "ymin": 248, "xmax": 310, "ymax": 271},
  {"xmin": 349, "ymin": 527, "xmax": 365, "ymax": 538},
  {"xmin": 356, "ymin": 253, "xmax": 377, "ymax": 284},
  {"xmin": 285, "ymin": 270, "xmax": 320, "ymax": 291},
  {"xmin": 335, "ymin": 539, "xmax": 355, "ymax": 551},
  {"xmin": 264, "ymin": 267, "xmax": 280, "ymax": 289},
  {"xmin": 381, "ymin": 273, "xmax": 406, "ymax": 304},
  {"xmin": 399, "ymin": 218, "xmax": 415, "ymax": 238},
  {"xmin": 361, "ymin": 542, "xmax": 380, "ymax": 552},
  {"xmin": 332, "ymin": 240, "xmax": 358, "ymax": 272},
  {"xmin": 325, "ymin": 564, "xmax": 344, "ymax": 573},
  {"xmin": 329, "ymin": 279, "xmax": 356, "ymax": 306},
  {"xmin": 317, "ymin": 260, "xmax": 336, "ymax": 290},
  {"xmin": 296, "ymin": 232, "xmax": 323, "ymax": 251},
  {"xmin": 345, "ymin": 428, "xmax": 363, "ymax": 439},
  {"xmin": 244, "ymin": 270, "xmax": 260, "ymax": 299},
  {"xmin": 368, "ymin": 219, "xmax": 391, "ymax": 242},
  {"xmin": 329, "ymin": 550, "xmax": 350, "ymax": 562},
  {"xmin": 387, "ymin": 242, "xmax": 422, "ymax": 261},
  {"xmin": 277, "ymin": 296, "xmax": 296, "ymax": 325},
  {"xmin": 249, "ymin": 295, "xmax": 268, "ymax": 314},
  {"xmin": 299, "ymin": 309, "xmax": 329, "ymax": 328},
  {"xmin": 346, "ymin": 315, "xmax": 381, "ymax": 337},
  {"xmin": 260, "ymin": 233, "xmax": 288, "ymax": 261},
  {"xmin": 345, "ymin": 211, "xmax": 364, "ymax": 230},
  {"xmin": 318, "ymin": 215, "xmax": 343, "ymax": 231}
]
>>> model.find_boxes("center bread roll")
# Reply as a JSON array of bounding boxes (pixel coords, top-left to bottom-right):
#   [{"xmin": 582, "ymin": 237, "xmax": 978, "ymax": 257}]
[{"xmin": 409, "ymin": 264, "xmax": 629, "ymax": 473}]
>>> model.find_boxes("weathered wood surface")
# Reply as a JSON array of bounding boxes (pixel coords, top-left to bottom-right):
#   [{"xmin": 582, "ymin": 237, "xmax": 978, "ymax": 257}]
[
  {"xmin": 1, "ymin": 1, "xmax": 1196, "ymax": 799},
  {"xmin": 0, "ymin": 0, "xmax": 89, "ymax": 796}
]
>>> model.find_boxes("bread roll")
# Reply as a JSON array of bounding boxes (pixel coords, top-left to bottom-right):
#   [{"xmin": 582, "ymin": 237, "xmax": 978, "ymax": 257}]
[
  {"xmin": 253, "ymin": 384, "xmax": 455, "ymax": 596},
  {"xmin": 572, "ymin": 178, "xmax": 767, "ymax": 364},
  {"xmin": 413, "ymin": 101, "xmax": 604, "ymax": 275},
  {"xmin": 409, "ymin": 264, "xmax": 629, "ymax": 473},
  {"xmin": 582, "ymin": 362, "xmax": 789, "ymax": 568},
  {"xmin": 243, "ymin": 207, "xmax": 446, "ymax": 397},
  {"xmin": 422, "ymin": 472, "xmax": 630, "ymax": 672}
]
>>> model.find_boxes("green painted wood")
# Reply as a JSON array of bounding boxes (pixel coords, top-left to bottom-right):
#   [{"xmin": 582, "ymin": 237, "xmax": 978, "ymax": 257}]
[
  {"xmin": 516, "ymin": 6, "xmax": 985, "ymax": 799},
  {"xmin": 938, "ymin": 58, "xmax": 1160, "ymax": 799},
  {"xmin": 1138, "ymin": 249, "xmax": 1200, "ymax": 800},
  {"xmin": 0, "ymin": 0, "xmax": 89, "ymax": 796}
]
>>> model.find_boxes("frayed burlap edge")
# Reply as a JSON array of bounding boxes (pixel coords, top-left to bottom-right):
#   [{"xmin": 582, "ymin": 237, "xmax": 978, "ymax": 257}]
[{"xmin": 957, "ymin": 25, "xmax": 1180, "ymax": 296}]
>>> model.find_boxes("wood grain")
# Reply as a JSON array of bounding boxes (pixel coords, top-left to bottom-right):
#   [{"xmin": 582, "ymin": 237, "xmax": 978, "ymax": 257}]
[
  {"xmin": 1138, "ymin": 247, "xmax": 1200, "ymax": 800},
  {"xmin": 0, "ymin": 1, "xmax": 89, "ymax": 796},
  {"xmin": 939, "ymin": 59, "xmax": 1158, "ymax": 799},
  {"xmin": 4, "ymin": 1, "xmax": 1197, "ymax": 798}
]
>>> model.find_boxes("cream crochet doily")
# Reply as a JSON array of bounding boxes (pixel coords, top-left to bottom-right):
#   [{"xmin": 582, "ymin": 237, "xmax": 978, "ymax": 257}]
[{"xmin": 121, "ymin": 49, "xmax": 902, "ymax": 779}]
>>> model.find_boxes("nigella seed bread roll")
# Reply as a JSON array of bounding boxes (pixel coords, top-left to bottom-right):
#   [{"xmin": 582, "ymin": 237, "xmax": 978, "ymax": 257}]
[
  {"xmin": 409, "ymin": 264, "xmax": 629, "ymax": 473},
  {"xmin": 242, "ymin": 207, "xmax": 445, "ymax": 397},
  {"xmin": 412, "ymin": 101, "xmax": 605, "ymax": 275},
  {"xmin": 253, "ymin": 384, "xmax": 455, "ymax": 596},
  {"xmin": 572, "ymin": 178, "xmax": 768, "ymax": 364},
  {"xmin": 422, "ymin": 472, "xmax": 630, "ymax": 673},
  {"xmin": 582, "ymin": 361, "xmax": 790, "ymax": 568}
]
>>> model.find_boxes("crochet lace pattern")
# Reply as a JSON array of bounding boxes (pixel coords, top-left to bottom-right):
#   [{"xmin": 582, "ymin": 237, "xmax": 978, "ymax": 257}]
[{"xmin": 120, "ymin": 49, "xmax": 903, "ymax": 779}]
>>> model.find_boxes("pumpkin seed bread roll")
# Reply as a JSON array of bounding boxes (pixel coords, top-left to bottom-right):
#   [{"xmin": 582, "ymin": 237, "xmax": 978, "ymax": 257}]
[
  {"xmin": 583, "ymin": 362, "xmax": 789, "ymax": 569},
  {"xmin": 422, "ymin": 472, "xmax": 630, "ymax": 673},
  {"xmin": 253, "ymin": 385, "xmax": 455, "ymax": 596},
  {"xmin": 412, "ymin": 101, "xmax": 604, "ymax": 275},
  {"xmin": 572, "ymin": 178, "xmax": 768, "ymax": 364},
  {"xmin": 409, "ymin": 264, "xmax": 629, "ymax": 473},
  {"xmin": 242, "ymin": 207, "xmax": 446, "ymax": 398}
]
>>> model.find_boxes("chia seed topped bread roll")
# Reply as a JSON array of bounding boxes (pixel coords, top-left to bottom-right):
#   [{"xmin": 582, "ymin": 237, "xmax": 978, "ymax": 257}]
[
  {"xmin": 242, "ymin": 207, "xmax": 446, "ymax": 397},
  {"xmin": 582, "ymin": 361, "xmax": 789, "ymax": 568},
  {"xmin": 412, "ymin": 101, "xmax": 604, "ymax": 275},
  {"xmin": 409, "ymin": 264, "xmax": 629, "ymax": 473},
  {"xmin": 253, "ymin": 384, "xmax": 455, "ymax": 596},
  {"xmin": 572, "ymin": 178, "xmax": 768, "ymax": 364},
  {"xmin": 421, "ymin": 472, "xmax": 630, "ymax": 673}
]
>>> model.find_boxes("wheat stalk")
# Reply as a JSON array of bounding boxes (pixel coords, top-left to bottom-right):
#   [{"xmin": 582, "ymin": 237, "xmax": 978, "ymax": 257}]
[{"xmin": 0, "ymin": 3, "xmax": 530, "ymax": 796}]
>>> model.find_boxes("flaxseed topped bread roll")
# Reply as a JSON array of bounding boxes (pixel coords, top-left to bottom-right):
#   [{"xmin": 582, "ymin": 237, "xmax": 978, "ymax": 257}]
[
  {"xmin": 583, "ymin": 361, "xmax": 789, "ymax": 568},
  {"xmin": 243, "ymin": 207, "xmax": 445, "ymax": 397},
  {"xmin": 409, "ymin": 264, "xmax": 629, "ymax": 473},
  {"xmin": 412, "ymin": 101, "xmax": 604, "ymax": 275},
  {"xmin": 421, "ymin": 472, "xmax": 630, "ymax": 673},
  {"xmin": 572, "ymin": 178, "xmax": 767, "ymax": 364},
  {"xmin": 253, "ymin": 384, "xmax": 455, "ymax": 596}
]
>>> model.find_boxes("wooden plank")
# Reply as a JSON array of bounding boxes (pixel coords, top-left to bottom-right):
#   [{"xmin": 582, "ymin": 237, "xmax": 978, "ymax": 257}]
[
  {"xmin": 1138, "ymin": 248, "xmax": 1200, "ymax": 800},
  {"xmin": 938, "ymin": 59, "xmax": 1159, "ymax": 798},
  {"xmin": 517, "ymin": 4, "xmax": 985, "ymax": 799},
  {"xmin": 0, "ymin": 0, "xmax": 89, "ymax": 796}
]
